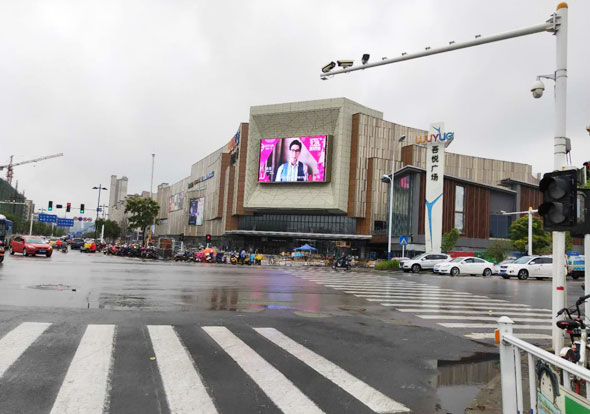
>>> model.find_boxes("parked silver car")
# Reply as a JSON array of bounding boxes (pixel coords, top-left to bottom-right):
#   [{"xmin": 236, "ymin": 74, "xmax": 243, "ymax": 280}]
[{"xmin": 402, "ymin": 253, "xmax": 451, "ymax": 273}]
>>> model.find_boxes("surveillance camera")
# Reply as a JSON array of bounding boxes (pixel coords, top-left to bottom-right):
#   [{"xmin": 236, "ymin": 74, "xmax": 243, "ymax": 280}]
[
  {"xmin": 337, "ymin": 60, "xmax": 354, "ymax": 68},
  {"xmin": 586, "ymin": 125, "xmax": 590, "ymax": 135},
  {"xmin": 321, "ymin": 61, "xmax": 336, "ymax": 73},
  {"xmin": 531, "ymin": 79, "xmax": 545, "ymax": 99},
  {"xmin": 361, "ymin": 54, "xmax": 370, "ymax": 65}
]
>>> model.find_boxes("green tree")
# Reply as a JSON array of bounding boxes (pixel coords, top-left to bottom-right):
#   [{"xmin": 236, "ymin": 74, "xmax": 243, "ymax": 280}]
[
  {"xmin": 124, "ymin": 196, "xmax": 159, "ymax": 245},
  {"xmin": 441, "ymin": 228, "xmax": 460, "ymax": 252},
  {"xmin": 95, "ymin": 219, "xmax": 121, "ymax": 241},
  {"xmin": 485, "ymin": 240, "xmax": 513, "ymax": 263},
  {"xmin": 509, "ymin": 216, "xmax": 551, "ymax": 254}
]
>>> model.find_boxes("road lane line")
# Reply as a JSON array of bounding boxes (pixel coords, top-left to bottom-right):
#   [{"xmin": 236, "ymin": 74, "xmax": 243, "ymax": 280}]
[
  {"xmin": 466, "ymin": 333, "xmax": 552, "ymax": 340},
  {"xmin": 372, "ymin": 299, "xmax": 525, "ymax": 306},
  {"xmin": 356, "ymin": 295, "xmax": 505, "ymax": 302},
  {"xmin": 439, "ymin": 323, "xmax": 551, "ymax": 330},
  {"xmin": 254, "ymin": 327, "xmax": 410, "ymax": 413},
  {"xmin": 380, "ymin": 303, "xmax": 534, "ymax": 310},
  {"xmin": 148, "ymin": 325, "xmax": 218, "ymax": 414},
  {"xmin": 418, "ymin": 315, "xmax": 550, "ymax": 322},
  {"xmin": 50, "ymin": 324, "xmax": 115, "ymax": 414},
  {"xmin": 0, "ymin": 322, "xmax": 52, "ymax": 377},
  {"xmin": 396, "ymin": 309, "xmax": 552, "ymax": 316},
  {"xmin": 350, "ymin": 292, "xmax": 488, "ymax": 299},
  {"xmin": 203, "ymin": 326, "xmax": 324, "ymax": 414}
]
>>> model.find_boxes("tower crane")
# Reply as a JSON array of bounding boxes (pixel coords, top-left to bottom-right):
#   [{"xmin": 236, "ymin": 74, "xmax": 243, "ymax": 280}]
[{"xmin": 0, "ymin": 153, "xmax": 64, "ymax": 185}]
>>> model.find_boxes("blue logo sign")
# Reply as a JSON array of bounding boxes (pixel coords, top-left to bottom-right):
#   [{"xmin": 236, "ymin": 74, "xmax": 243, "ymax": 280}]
[
  {"xmin": 56, "ymin": 218, "xmax": 74, "ymax": 227},
  {"xmin": 38, "ymin": 213, "xmax": 57, "ymax": 223},
  {"xmin": 399, "ymin": 236, "xmax": 409, "ymax": 246}
]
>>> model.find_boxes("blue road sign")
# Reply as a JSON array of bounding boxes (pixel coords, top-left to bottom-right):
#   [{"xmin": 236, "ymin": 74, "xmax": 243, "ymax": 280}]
[
  {"xmin": 56, "ymin": 218, "xmax": 74, "ymax": 227},
  {"xmin": 399, "ymin": 236, "xmax": 409, "ymax": 245},
  {"xmin": 38, "ymin": 213, "xmax": 57, "ymax": 223}
]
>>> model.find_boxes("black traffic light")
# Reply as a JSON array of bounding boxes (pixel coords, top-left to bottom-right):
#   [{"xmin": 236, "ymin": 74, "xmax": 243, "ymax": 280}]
[
  {"xmin": 539, "ymin": 170, "xmax": 577, "ymax": 231},
  {"xmin": 48, "ymin": 201, "xmax": 53, "ymax": 211},
  {"xmin": 56, "ymin": 204, "xmax": 63, "ymax": 209},
  {"xmin": 66, "ymin": 202, "xmax": 71, "ymax": 213},
  {"xmin": 80, "ymin": 204, "xmax": 85, "ymax": 214},
  {"xmin": 206, "ymin": 234, "xmax": 211, "ymax": 243}
]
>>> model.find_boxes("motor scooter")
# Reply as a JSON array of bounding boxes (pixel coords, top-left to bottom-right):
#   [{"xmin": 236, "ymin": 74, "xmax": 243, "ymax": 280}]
[
  {"xmin": 174, "ymin": 250, "xmax": 192, "ymax": 262},
  {"xmin": 332, "ymin": 256, "xmax": 351, "ymax": 270}
]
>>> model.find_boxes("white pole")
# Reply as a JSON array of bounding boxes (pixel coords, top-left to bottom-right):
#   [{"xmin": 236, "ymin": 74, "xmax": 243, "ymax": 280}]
[
  {"xmin": 100, "ymin": 224, "xmax": 105, "ymax": 243},
  {"xmin": 29, "ymin": 211, "xmax": 33, "ymax": 235},
  {"xmin": 150, "ymin": 154, "xmax": 155, "ymax": 199},
  {"xmin": 529, "ymin": 206, "xmax": 533, "ymax": 256},
  {"xmin": 552, "ymin": 3, "xmax": 568, "ymax": 355},
  {"xmin": 387, "ymin": 160, "xmax": 394, "ymax": 260},
  {"xmin": 498, "ymin": 317, "xmax": 517, "ymax": 413},
  {"xmin": 585, "ymin": 235, "xmax": 590, "ymax": 332},
  {"xmin": 402, "ymin": 243, "xmax": 405, "ymax": 259}
]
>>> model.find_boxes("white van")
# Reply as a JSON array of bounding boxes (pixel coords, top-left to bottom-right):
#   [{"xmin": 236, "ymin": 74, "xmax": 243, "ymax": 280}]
[{"xmin": 502, "ymin": 255, "xmax": 553, "ymax": 280}]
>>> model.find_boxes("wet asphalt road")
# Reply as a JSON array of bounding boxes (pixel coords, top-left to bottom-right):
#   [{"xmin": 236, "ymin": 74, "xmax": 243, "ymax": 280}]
[{"xmin": 0, "ymin": 252, "xmax": 584, "ymax": 413}]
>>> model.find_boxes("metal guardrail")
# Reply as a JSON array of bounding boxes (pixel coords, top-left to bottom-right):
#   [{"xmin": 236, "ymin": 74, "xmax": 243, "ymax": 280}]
[{"xmin": 498, "ymin": 316, "xmax": 590, "ymax": 414}]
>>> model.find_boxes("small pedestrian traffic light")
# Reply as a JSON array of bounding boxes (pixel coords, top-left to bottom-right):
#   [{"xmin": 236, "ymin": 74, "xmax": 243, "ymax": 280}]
[
  {"xmin": 66, "ymin": 202, "xmax": 71, "ymax": 213},
  {"xmin": 206, "ymin": 234, "xmax": 211, "ymax": 243},
  {"xmin": 80, "ymin": 204, "xmax": 85, "ymax": 214},
  {"xmin": 538, "ymin": 170, "xmax": 577, "ymax": 231},
  {"xmin": 48, "ymin": 201, "xmax": 53, "ymax": 211}
]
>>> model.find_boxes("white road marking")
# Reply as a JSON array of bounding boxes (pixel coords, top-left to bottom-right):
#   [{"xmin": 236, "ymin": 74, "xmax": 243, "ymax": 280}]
[
  {"xmin": 356, "ymin": 295, "xmax": 505, "ymax": 302},
  {"xmin": 50, "ymin": 325, "xmax": 116, "ymax": 414},
  {"xmin": 396, "ymin": 309, "xmax": 552, "ymax": 316},
  {"xmin": 417, "ymin": 315, "xmax": 550, "ymax": 323},
  {"xmin": 148, "ymin": 325, "xmax": 218, "ymax": 414},
  {"xmin": 374, "ymin": 299, "xmax": 528, "ymax": 306},
  {"xmin": 381, "ymin": 303, "xmax": 534, "ymax": 310},
  {"xmin": 255, "ymin": 327, "xmax": 410, "ymax": 413},
  {"xmin": 0, "ymin": 322, "xmax": 52, "ymax": 377},
  {"xmin": 465, "ymin": 333, "xmax": 552, "ymax": 340},
  {"xmin": 203, "ymin": 326, "xmax": 324, "ymax": 414},
  {"xmin": 439, "ymin": 323, "xmax": 551, "ymax": 330},
  {"xmin": 336, "ymin": 287, "xmax": 467, "ymax": 293}
]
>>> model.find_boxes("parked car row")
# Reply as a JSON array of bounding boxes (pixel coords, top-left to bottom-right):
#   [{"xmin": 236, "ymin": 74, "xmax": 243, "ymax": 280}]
[{"xmin": 398, "ymin": 252, "xmax": 570, "ymax": 280}]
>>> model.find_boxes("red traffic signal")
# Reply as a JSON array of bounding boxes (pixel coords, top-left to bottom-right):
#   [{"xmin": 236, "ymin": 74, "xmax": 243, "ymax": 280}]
[
  {"xmin": 66, "ymin": 202, "xmax": 71, "ymax": 213},
  {"xmin": 206, "ymin": 234, "xmax": 211, "ymax": 242}
]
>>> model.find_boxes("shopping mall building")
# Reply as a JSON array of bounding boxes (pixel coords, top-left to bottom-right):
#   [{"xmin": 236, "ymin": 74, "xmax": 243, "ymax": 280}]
[{"xmin": 113, "ymin": 97, "xmax": 558, "ymax": 258}]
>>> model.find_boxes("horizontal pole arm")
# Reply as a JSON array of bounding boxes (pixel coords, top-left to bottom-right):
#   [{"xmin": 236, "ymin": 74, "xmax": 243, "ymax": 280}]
[{"xmin": 321, "ymin": 21, "xmax": 553, "ymax": 78}]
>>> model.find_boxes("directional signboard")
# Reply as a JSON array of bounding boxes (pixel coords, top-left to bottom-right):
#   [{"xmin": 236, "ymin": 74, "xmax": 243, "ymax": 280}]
[
  {"xmin": 56, "ymin": 218, "xmax": 74, "ymax": 227},
  {"xmin": 38, "ymin": 213, "xmax": 57, "ymax": 223},
  {"xmin": 399, "ymin": 236, "xmax": 409, "ymax": 245}
]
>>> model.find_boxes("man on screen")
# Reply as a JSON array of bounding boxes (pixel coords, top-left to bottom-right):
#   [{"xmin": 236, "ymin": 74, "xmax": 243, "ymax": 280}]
[{"xmin": 275, "ymin": 140, "xmax": 309, "ymax": 182}]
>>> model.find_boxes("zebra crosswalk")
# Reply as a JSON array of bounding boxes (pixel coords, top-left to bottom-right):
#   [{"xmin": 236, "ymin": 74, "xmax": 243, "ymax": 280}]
[
  {"xmin": 287, "ymin": 268, "xmax": 552, "ymax": 343},
  {"xmin": 0, "ymin": 321, "xmax": 410, "ymax": 414}
]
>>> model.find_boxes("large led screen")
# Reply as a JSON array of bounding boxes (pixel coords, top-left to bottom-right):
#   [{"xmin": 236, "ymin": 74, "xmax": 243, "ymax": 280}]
[{"xmin": 258, "ymin": 136, "xmax": 328, "ymax": 183}]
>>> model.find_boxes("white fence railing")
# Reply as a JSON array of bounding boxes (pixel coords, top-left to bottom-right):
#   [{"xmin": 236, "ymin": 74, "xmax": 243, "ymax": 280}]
[{"xmin": 498, "ymin": 316, "xmax": 590, "ymax": 413}]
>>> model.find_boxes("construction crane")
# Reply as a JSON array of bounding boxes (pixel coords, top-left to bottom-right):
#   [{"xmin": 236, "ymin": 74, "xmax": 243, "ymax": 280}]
[{"xmin": 0, "ymin": 153, "xmax": 64, "ymax": 185}]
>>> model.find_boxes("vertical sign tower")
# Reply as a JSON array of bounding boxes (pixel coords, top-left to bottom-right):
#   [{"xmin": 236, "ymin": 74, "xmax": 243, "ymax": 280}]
[{"xmin": 424, "ymin": 122, "xmax": 449, "ymax": 253}]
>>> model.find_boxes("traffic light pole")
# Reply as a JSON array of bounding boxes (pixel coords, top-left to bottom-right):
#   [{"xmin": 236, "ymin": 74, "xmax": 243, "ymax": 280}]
[{"xmin": 551, "ymin": 4, "xmax": 568, "ymax": 354}]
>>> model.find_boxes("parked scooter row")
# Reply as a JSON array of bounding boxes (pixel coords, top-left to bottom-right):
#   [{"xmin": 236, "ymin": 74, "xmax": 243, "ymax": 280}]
[
  {"xmin": 103, "ymin": 244, "xmax": 158, "ymax": 259},
  {"xmin": 174, "ymin": 249, "xmax": 227, "ymax": 263}
]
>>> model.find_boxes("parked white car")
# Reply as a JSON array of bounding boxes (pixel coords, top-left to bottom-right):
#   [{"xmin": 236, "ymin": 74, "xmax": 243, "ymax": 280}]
[
  {"xmin": 402, "ymin": 253, "xmax": 451, "ymax": 273},
  {"xmin": 434, "ymin": 257, "xmax": 495, "ymax": 277},
  {"xmin": 501, "ymin": 255, "xmax": 553, "ymax": 280}
]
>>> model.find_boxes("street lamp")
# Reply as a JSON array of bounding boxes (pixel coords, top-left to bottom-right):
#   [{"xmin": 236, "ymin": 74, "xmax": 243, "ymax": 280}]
[
  {"xmin": 92, "ymin": 185, "xmax": 108, "ymax": 240},
  {"xmin": 501, "ymin": 207, "xmax": 538, "ymax": 256},
  {"xmin": 382, "ymin": 135, "xmax": 406, "ymax": 260}
]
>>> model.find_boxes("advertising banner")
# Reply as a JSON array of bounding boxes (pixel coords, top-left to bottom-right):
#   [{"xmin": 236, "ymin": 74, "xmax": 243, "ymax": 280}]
[
  {"xmin": 195, "ymin": 197, "xmax": 204, "ymax": 225},
  {"xmin": 424, "ymin": 122, "xmax": 446, "ymax": 253},
  {"xmin": 168, "ymin": 192, "xmax": 184, "ymax": 212},
  {"xmin": 258, "ymin": 136, "xmax": 327, "ymax": 183}
]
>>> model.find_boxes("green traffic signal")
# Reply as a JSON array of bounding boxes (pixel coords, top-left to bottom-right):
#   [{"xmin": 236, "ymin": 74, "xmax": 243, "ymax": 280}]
[
  {"xmin": 48, "ymin": 201, "xmax": 53, "ymax": 211},
  {"xmin": 80, "ymin": 203, "xmax": 85, "ymax": 214}
]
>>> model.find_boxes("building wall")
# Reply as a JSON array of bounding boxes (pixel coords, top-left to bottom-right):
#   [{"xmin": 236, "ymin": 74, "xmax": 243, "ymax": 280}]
[
  {"xmin": 243, "ymin": 98, "xmax": 382, "ymax": 213},
  {"xmin": 349, "ymin": 113, "xmax": 427, "ymax": 221},
  {"xmin": 403, "ymin": 145, "xmax": 538, "ymax": 187}
]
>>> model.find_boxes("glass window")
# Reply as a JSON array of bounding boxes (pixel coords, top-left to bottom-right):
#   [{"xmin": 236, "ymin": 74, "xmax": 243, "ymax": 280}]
[{"xmin": 455, "ymin": 185, "xmax": 465, "ymax": 233}]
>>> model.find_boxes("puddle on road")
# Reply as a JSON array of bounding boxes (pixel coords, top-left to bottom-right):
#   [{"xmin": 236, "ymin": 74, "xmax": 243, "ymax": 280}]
[
  {"xmin": 434, "ymin": 353, "xmax": 499, "ymax": 414},
  {"xmin": 30, "ymin": 284, "xmax": 74, "ymax": 291}
]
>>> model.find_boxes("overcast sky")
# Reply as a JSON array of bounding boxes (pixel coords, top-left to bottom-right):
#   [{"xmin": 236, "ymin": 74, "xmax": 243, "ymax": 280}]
[{"xmin": 1, "ymin": 0, "xmax": 588, "ymax": 214}]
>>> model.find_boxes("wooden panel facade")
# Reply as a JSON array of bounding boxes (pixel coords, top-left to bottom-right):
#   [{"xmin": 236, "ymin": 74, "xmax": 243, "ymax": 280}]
[
  {"xmin": 520, "ymin": 185, "xmax": 543, "ymax": 212},
  {"xmin": 347, "ymin": 114, "xmax": 360, "ymax": 217},
  {"xmin": 356, "ymin": 158, "xmax": 374, "ymax": 235},
  {"xmin": 418, "ymin": 173, "xmax": 490, "ymax": 239}
]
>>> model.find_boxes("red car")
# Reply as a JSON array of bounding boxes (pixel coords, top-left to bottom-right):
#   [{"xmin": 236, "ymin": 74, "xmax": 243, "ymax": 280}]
[{"xmin": 10, "ymin": 236, "xmax": 53, "ymax": 257}]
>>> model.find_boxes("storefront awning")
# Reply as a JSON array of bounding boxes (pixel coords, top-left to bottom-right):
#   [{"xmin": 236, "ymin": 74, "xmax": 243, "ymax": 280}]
[{"xmin": 225, "ymin": 230, "xmax": 371, "ymax": 240}]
